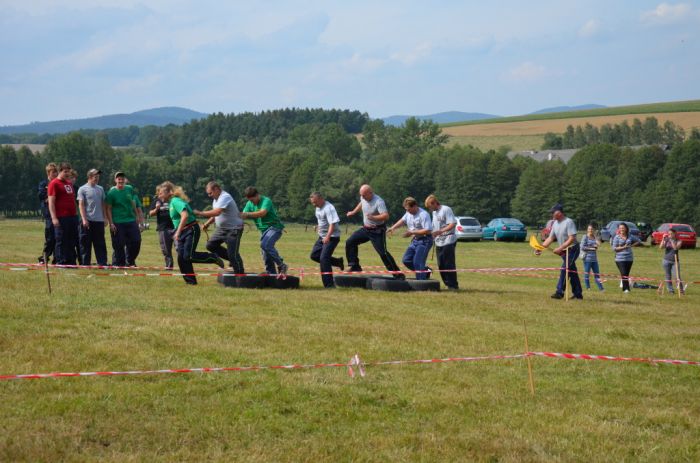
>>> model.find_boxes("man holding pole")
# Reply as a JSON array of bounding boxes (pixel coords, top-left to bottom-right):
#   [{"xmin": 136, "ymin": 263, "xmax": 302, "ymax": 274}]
[{"xmin": 537, "ymin": 203, "xmax": 583, "ymax": 300}]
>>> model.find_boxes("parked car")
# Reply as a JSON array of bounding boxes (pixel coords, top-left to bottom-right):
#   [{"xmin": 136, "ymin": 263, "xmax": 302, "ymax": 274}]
[
  {"xmin": 482, "ymin": 218, "xmax": 527, "ymax": 242},
  {"xmin": 650, "ymin": 223, "xmax": 697, "ymax": 249},
  {"xmin": 540, "ymin": 219, "xmax": 556, "ymax": 241},
  {"xmin": 455, "ymin": 216, "xmax": 482, "ymax": 241},
  {"xmin": 636, "ymin": 222, "xmax": 653, "ymax": 242},
  {"xmin": 599, "ymin": 221, "xmax": 641, "ymax": 242}
]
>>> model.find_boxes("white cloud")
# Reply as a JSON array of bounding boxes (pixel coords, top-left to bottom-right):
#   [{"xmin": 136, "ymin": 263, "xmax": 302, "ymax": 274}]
[
  {"xmin": 501, "ymin": 62, "xmax": 549, "ymax": 83},
  {"xmin": 641, "ymin": 3, "xmax": 693, "ymax": 24},
  {"xmin": 578, "ymin": 19, "xmax": 602, "ymax": 38},
  {"xmin": 390, "ymin": 42, "xmax": 432, "ymax": 65}
]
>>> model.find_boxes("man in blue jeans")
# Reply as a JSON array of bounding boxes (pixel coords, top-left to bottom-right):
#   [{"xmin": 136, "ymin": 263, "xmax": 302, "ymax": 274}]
[
  {"xmin": 387, "ymin": 197, "xmax": 433, "ymax": 280},
  {"xmin": 241, "ymin": 186, "xmax": 287, "ymax": 277},
  {"xmin": 538, "ymin": 203, "xmax": 583, "ymax": 300}
]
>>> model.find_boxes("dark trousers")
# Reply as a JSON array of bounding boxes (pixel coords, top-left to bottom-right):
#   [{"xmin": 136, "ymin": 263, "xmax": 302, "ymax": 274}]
[
  {"xmin": 616, "ymin": 260, "xmax": 634, "ymax": 291},
  {"xmin": 158, "ymin": 229, "xmax": 174, "ymax": 269},
  {"xmin": 402, "ymin": 237, "xmax": 433, "ymax": 280},
  {"xmin": 111, "ymin": 221, "xmax": 142, "ymax": 267},
  {"xmin": 54, "ymin": 216, "xmax": 79, "ymax": 266},
  {"xmin": 42, "ymin": 219, "xmax": 56, "ymax": 263},
  {"xmin": 556, "ymin": 244, "xmax": 583, "ymax": 298},
  {"xmin": 345, "ymin": 226, "xmax": 402, "ymax": 276},
  {"xmin": 310, "ymin": 236, "xmax": 343, "ymax": 287},
  {"xmin": 79, "ymin": 220, "xmax": 108, "ymax": 266},
  {"xmin": 206, "ymin": 227, "xmax": 245, "ymax": 274},
  {"xmin": 176, "ymin": 223, "xmax": 219, "ymax": 285},
  {"xmin": 436, "ymin": 243, "xmax": 459, "ymax": 289}
]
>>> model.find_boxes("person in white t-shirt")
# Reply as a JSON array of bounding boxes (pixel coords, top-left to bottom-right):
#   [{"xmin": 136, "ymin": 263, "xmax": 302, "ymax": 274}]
[
  {"xmin": 309, "ymin": 192, "xmax": 345, "ymax": 288},
  {"xmin": 388, "ymin": 197, "xmax": 433, "ymax": 280},
  {"xmin": 194, "ymin": 181, "xmax": 245, "ymax": 274},
  {"xmin": 425, "ymin": 194, "xmax": 459, "ymax": 290}
]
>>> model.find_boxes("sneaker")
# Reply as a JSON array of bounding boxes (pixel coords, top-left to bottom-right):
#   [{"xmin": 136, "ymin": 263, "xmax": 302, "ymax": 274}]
[
  {"xmin": 277, "ymin": 263, "xmax": 288, "ymax": 279},
  {"xmin": 623, "ymin": 289, "xmax": 630, "ymax": 294},
  {"xmin": 425, "ymin": 266, "xmax": 433, "ymax": 279},
  {"xmin": 393, "ymin": 272, "xmax": 406, "ymax": 280},
  {"xmin": 573, "ymin": 295, "xmax": 583, "ymax": 300},
  {"xmin": 214, "ymin": 256, "xmax": 225, "ymax": 269},
  {"xmin": 598, "ymin": 288, "xmax": 605, "ymax": 292},
  {"xmin": 551, "ymin": 292, "xmax": 564, "ymax": 299},
  {"xmin": 38, "ymin": 256, "xmax": 45, "ymax": 264},
  {"xmin": 337, "ymin": 257, "xmax": 345, "ymax": 271}
]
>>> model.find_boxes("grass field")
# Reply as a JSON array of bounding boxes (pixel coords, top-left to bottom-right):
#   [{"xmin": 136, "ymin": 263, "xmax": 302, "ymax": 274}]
[
  {"xmin": 2, "ymin": 220, "xmax": 699, "ymax": 461},
  {"xmin": 446, "ymin": 134, "xmax": 545, "ymax": 152}
]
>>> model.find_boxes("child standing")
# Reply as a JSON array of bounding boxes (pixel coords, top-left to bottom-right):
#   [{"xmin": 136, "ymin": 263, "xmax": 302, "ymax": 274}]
[{"xmin": 581, "ymin": 224, "xmax": 604, "ymax": 291}]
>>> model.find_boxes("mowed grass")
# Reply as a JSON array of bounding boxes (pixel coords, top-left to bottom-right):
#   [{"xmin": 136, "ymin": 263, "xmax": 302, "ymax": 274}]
[{"xmin": 1, "ymin": 219, "xmax": 699, "ymax": 461}]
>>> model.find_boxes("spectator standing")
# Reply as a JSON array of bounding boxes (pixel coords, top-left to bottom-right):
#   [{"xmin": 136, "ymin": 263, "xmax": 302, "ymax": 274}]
[
  {"xmin": 77, "ymin": 169, "xmax": 108, "ymax": 266},
  {"xmin": 659, "ymin": 227, "xmax": 685, "ymax": 294},
  {"xmin": 194, "ymin": 181, "xmax": 245, "ymax": 275},
  {"xmin": 425, "ymin": 194, "xmax": 459, "ymax": 290},
  {"xmin": 345, "ymin": 184, "xmax": 404, "ymax": 279},
  {"xmin": 611, "ymin": 222, "xmax": 641, "ymax": 293},
  {"xmin": 105, "ymin": 172, "xmax": 142, "ymax": 267},
  {"xmin": 241, "ymin": 187, "xmax": 287, "ymax": 276},
  {"xmin": 388, "ymin": 197, "xmax": 433, "ymax": 280},
  {"xmin": 38, "ymin": 163, "xmax": 58, "ymax": 264},
  {"xmin": 149, "ymin": 186, "xmax": 175, "ymax": 269},
  {"xmin": 47, "ymin": 162, "xmax": 79, "ymax": 266},
  {"xmin": 308, "ymin": 192, "xmax": 344, "ymax": 288},
  {"xmin": 581, "ymin": 224, "xmax": 604, "ymax": 291}
]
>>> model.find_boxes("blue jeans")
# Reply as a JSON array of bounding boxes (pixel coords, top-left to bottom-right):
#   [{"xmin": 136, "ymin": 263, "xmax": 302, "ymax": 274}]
[
  {"xmin": 79, "ymin": 220, "xmax": 108, "ymax": 266},
  {"xmin": 556, "ymin": 244, "xmax": 583, "ymax": 298},
  {"xmin": 402, "ymin": 237, "xmax": 433, "ymax": 280},
  {"xmin": 260, "ymin": 227, "xmax": 284, "ymax": 274},
  {"xmin": 111, "ymin": 221, "xmax": 142, "ymax": 267},
  {"xmin": 663, "ymin": 259, "xmax": 684, "ymax": 293},
  {"xmin": 583, "ymin": 260, "xmax": 604, "ymax": 290},
  {"xmin": 310, "ymin": 236, "xmax": 343, "ymax": 287}
]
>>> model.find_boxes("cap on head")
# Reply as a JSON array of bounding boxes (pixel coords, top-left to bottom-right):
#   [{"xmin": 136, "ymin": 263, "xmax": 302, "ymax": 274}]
[
  {"xmin": 114, "ymin": 171, "xmax": 126, "ymax": 179},
  {"xmin": 550, "ymin": 203, "xmax": 564, "ymax": 214}
]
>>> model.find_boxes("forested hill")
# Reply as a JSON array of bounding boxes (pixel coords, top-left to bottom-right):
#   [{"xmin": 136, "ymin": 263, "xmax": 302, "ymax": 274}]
[
  {"xmin": 0, "ymin": 107, "xmax": 208, "ymax": 135},
  {"xmin": 2, "ymin": 108, "xmax": 699, "ymax": 228}
]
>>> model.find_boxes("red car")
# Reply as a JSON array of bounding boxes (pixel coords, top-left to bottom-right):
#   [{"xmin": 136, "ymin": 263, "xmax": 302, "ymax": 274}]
[{"xmin": 651, "ymin": 223, "xmax": 697, "ymax": 249}]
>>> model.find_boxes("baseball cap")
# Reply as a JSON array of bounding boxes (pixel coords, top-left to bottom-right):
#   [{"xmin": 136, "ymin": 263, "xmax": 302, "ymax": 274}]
[
  {"xmin": 87, "ymin": 168, "xmax": 101, "ymax": 177},
  {"xmin": 549, "ymin": 203, "xmax": 564, "ymax": 213}
]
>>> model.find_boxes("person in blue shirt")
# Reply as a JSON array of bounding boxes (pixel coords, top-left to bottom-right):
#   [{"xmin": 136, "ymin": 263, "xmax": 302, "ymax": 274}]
[
  {"xmin": 581, "ymin": 224, "xmax": 604, "ymax": 291},
  {"xmin": 387, "ymin": 197, "xmax": 433, "ymax": 280},
  {"xmin": 611, "ymin": 222, "xmax": 641, "ymax": 293}
]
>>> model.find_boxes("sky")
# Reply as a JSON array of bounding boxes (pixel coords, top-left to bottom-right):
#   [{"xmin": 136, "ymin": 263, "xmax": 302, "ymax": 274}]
[{"xmin": 1, "ymin": 0, "xmax": 700, "ymax": 125}]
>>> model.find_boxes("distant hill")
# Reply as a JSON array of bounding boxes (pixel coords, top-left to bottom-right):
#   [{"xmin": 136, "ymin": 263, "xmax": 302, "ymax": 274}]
[
  {"xmin": 0, "ymin": 107, "xmax": 209, "ymax": 135},
  {"xmin": 382, "ymin": 111, "xmax": 499, "ymax": 126},
  {"xmin": 530, "ymin": 104, "xmax": 606, "ymax": 115}
]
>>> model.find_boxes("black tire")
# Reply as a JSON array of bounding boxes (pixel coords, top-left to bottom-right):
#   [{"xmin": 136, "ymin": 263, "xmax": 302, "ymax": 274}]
[
  {"xmin": 406, "ymin": 279, "xmax": 441, "ymax": 291},
  {"xmin": 334, "ymin": 274, "xmax": 372, "ymax": 288},
  {"xmin": 217, "ymin": 272, "xmax": 267, "ymax": 289},
  {"xmin": 263, "ymin": 275, "xmax": 300, "ymax": 289},
  {"xmin": 366, "ymin": 277, "xmax": 412, "ymax": 292}
]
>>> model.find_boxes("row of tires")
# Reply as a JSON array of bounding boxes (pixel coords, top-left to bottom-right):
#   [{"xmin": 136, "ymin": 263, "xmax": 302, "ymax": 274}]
[{"xmin": 217, "ymin": 272, "xmax": 440, "ymax": 291}]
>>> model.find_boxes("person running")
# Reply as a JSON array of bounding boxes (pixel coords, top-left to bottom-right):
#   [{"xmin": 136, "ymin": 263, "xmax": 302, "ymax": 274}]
[
  {"xmin": 149, "ymin": 185, "xmax": 175, "ymax": 269},
  {"xmin": 388, "ymin": 197, "xmax": 433, "ymax": 280},
  {"xmin": 581, "ymin": 224, "xmax": 604, "ymax": 291},
  {"xmin": 47, "ymin": 162, "xmax": 79, "ymax": 266},
  {"xmin": 611, "ymin": 222, "xmax": 641, "ymax": 293},
  {"xmin": 425, "ymin": 194, "xmax": 459, "ymax": 290},
  {"xmin": 538, "ymin": 203, "xmax": 583, "ymax": 300},
  {"xmin": 659, "ymin": 227, "xmax": 685, "ymax": 294},
  {"xmin": 105, "ymin": 171, "xmax": 143, "ymax": 267},
  {"xmin": 194, "ymin": 181, "xmax": 245, "ymax": 275},
  {"xmin": 159, "ymin": 181, "xmax": 223, "ymax": 285},
  {"xmin": 77, "ymin": 168, "xmax": 108, "ymax": 266},
  {"xmin": 38, "ymin": 163, "xmax": 58, "ymax": 264},
  {"xmin": 240, "ymin": 186, "xmax": 288, "ymax": 277},
  {"xmin": 309, "ymin": 192, "xmax": 344, "ymax": 288},
  {"xmin": 345, "ymin": 184, "xmax": 404, "ymax": 279}
]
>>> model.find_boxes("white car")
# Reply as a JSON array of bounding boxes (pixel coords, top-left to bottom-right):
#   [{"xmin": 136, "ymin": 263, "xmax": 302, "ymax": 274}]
[{"xmin": 455, "ymin": 216, "xmax": 482, "ymax": 241}]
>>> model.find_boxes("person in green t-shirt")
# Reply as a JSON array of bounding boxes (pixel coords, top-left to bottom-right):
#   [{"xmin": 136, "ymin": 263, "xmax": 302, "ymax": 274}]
[
  {"xmin": 105, "ymin": 172, "xmax": 143, "ymax": 266},
  {"xmin": 240, "ymin": 186, "xmax": 287, "ymax": 277},
  {"xmin": 158, "ymin": 181, "xmax": 223, "ymax": 285}
]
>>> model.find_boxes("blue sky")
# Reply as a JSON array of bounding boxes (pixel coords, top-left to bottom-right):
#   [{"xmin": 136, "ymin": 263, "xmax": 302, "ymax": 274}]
[{"xmin": 1, "ymin": 0, "xmax": 699, "ymax": 125}]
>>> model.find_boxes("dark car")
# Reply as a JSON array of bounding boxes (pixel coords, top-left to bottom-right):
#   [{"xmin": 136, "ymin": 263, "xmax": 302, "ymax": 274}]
[
  {"xmin": 599, "ymin": 221, "xmax": 641, "ymax": 242},
  {"xmin": 636, "ymin": 222, "xmax": 653, "ymax": 242}
]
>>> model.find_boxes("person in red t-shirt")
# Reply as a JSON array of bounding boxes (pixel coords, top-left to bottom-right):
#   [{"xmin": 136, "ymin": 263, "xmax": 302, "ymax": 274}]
[{"xmin": 48, "ymin": 162, "xmax": 79, "ymax": 265}]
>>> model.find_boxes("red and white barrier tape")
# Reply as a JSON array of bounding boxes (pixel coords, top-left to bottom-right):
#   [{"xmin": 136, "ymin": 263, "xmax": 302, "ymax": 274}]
[{"xmin": 2, "ymin": 351, "xmax": 697, "ymax": 382}]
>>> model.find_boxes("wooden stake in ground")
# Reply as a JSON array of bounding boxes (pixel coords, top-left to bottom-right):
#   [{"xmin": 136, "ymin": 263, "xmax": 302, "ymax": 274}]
[
  {"xmin": 523, "ymin": 321, "xmax": 535, "ymax": 396},
  {"xmin": 564, "ymin": 247, "xmax": 569, "ymax": 302},
  {"xmin": 44, "ymin": 253, "xmax": 52, "ymax": 295}
]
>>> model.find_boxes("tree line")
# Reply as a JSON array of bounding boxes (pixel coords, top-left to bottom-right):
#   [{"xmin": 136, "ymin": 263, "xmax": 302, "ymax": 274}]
[
  {"xmin": 2, "ymin": 109, "xmax": 699, "ymax": 228},
  {"xmin": 541, "ymin": 116, "xmax": 700, "ymax": 150}
]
